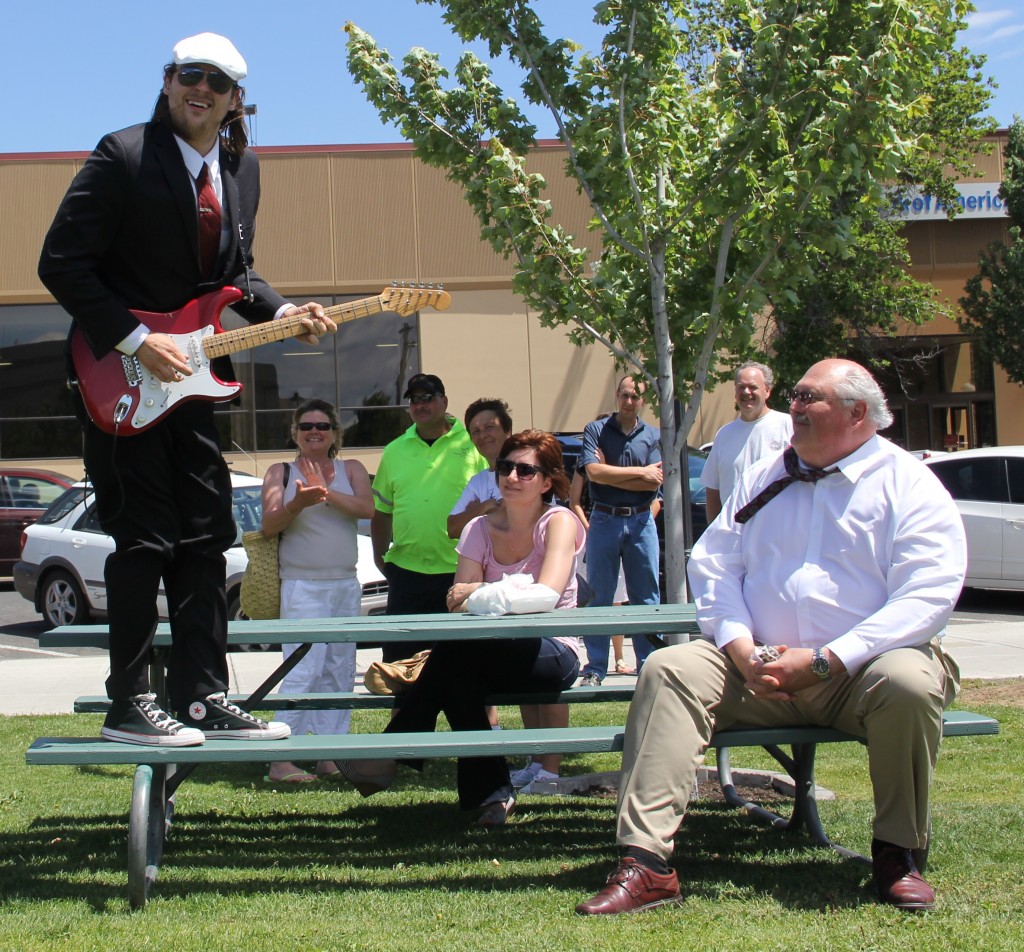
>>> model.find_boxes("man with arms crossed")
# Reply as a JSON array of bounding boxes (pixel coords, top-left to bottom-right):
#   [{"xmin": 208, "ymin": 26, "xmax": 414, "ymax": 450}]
[
  {"xmin": 578, "ymin": 375, "xmax": 663, "ymax": 685},
  {"xmin": 577, "ymin": 359, "xmax": 965, "ymax": 915}
]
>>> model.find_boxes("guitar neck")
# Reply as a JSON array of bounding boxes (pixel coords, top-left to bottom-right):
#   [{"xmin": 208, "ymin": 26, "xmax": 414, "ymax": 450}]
[{"xmin": 203, "ymin": 295, "xmax": 387, "ymax": 359}]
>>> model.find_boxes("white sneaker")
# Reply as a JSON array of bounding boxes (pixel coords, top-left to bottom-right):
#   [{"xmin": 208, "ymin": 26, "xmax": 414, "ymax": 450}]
[
  {"xmin": 523, "ymin": 768, "xmax": 560, "ymax": 793},
  {"xmin": 510, "ymin": 761, "xmax": 541, "ymax": 789},
  {"xmin": 511, "ymin": 762, "xmax": 560, "ymax": 793}
]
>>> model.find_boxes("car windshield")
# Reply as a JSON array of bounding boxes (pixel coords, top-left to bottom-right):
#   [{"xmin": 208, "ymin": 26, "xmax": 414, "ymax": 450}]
[
  {"xmin": 231, "ymin": 485, "xmax": 263, "ymax": 539},
  {"xmin": 38, "ymin": 486, "xmax": 90, "ymax": 524}
]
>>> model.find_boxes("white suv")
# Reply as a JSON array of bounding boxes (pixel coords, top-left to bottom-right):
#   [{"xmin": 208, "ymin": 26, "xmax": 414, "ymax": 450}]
[
  {"xmin": 13, "ymin": 473, "xmax": 388, "ymax": 628},
  {"xmin": 923, "ymin": 446, "xmax": 1024, "ymax": 590}
]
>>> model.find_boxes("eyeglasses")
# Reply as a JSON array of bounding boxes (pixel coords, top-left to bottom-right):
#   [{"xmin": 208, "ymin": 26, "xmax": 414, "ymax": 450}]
[
  {"xmin": 495, "ymin": 459, "xmax": 545, "ymax": 480},
  {"xmin": 296, "ymin": 422, "xmax": 332, "ymax": 432},
  {"xmin": 176, "ymin": 65, "xmax": 235, "ymax": 95},
  {"xmin": 786, "ymin": 389, "xmax": 830, "ymax": 406},
  {"xmin": 408, "ymin": 392, "xmax": 438, "ymax": 405}
]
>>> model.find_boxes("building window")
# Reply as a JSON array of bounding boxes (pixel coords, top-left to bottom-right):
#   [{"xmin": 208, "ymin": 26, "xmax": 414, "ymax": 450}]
[
  {"xmin": 0, "ymin": 297, "xmax": 420, "ymax": 460},
  {"xmin": 0, "ymin": 304, "xmax": 83, "ymax": 459}
]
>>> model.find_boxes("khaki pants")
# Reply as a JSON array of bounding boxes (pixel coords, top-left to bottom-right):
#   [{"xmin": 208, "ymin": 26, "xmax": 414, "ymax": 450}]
[{"xmin": 616, "ymin": 638, "xmax": 960, "ymax": 859}]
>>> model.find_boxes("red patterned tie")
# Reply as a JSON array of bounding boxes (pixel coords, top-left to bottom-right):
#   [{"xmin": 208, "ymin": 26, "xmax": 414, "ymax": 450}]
[
  {"xmin": 733, "ymin": 447, "xmax": 837, "ymax": 524},
  {"xmin": 196, "ymin": 162, "xmax": 222, "ymax": 278}
]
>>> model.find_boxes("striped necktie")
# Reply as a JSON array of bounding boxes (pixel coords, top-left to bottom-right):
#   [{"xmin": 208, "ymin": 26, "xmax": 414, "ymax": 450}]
[{"xmin": 734, "ymin": 446, "xmax": 837, "ymax": 524}]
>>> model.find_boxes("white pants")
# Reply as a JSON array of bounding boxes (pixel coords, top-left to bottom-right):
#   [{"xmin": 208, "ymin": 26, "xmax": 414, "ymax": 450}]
[{"xmin": 278, "ymin": 577, "xmax": 361, "ymax": 735}]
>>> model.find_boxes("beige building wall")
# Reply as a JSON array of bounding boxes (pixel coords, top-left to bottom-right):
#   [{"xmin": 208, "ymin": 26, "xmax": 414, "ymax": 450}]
[{"xmin": 3, "ymin": 133, "xmax": 1022, "ymax": 473}]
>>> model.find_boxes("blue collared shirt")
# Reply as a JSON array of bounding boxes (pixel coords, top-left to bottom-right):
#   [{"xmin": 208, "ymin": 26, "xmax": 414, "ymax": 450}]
[{"xmin": 581, "ymin": 414, "xmax": 661, "ymax": 508}]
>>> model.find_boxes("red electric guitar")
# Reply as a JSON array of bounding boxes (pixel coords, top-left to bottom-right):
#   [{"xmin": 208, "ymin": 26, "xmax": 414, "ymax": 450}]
[{"xmin": 70, "ymin": 284, "xmax": 451, "ymax": 436}]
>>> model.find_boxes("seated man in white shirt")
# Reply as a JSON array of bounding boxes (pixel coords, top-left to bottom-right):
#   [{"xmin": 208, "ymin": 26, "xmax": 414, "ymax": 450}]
[{"xmin": 576, "ymin": 359, "xmax": 966, "ymax": 916}]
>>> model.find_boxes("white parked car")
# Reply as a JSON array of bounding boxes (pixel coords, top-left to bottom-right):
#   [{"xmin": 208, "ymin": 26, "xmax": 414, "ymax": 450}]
[
  {"xmin": 922, "ymin": 446, "xmax": 1024, "ymax": 590},
  {"xmin": 13, "ymin": 473, "xmax": 388, "ymax": 628}
]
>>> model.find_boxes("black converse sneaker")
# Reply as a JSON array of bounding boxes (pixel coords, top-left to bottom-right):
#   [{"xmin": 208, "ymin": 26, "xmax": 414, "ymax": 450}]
[
  {"xmin": 101, "ymin": 693, "xmax": 205, "ymax": 747},
  {"xmin": 179, "ymin": 692, "xmax": 291, "ymax": 740}
]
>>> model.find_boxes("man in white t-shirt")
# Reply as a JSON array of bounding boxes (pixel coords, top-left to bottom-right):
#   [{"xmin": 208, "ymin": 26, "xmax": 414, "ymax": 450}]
[{"xmin": 702, "ymin": 360, "xmax": 793, "ymax": 522}]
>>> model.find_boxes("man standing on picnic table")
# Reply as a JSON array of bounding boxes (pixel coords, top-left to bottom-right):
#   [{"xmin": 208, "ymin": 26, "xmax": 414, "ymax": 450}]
[
  {"xmin": 576, "ymin": 359, "xmax": 966, "ymax": 916},
  {"xmin": 37, "ymin": 32, "xmax": 333, "ymax": 747}
]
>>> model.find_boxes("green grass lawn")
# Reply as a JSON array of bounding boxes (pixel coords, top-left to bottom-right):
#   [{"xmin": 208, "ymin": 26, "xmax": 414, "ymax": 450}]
[{"xmin": 0, "ymin": 683, "xmax": 1020, "ymax": 952}]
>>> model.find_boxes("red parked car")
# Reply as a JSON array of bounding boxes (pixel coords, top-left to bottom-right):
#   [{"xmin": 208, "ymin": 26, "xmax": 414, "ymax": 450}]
[{"xmin": 0, "ymin": 468, "xmax": 75, "ymax": 579}]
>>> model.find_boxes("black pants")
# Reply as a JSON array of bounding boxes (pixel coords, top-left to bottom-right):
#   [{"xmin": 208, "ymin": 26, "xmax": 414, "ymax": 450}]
[
  {"xmin": 388, "ymin": 637, "xmax": 580, "ymax": 809},
  {"xmin": 84, "ymin": 402, "xmax": 236, "ymax": 711},
  {"xmin": 382, "ymin": 563, "xmax": 453, "ymax": 662}
]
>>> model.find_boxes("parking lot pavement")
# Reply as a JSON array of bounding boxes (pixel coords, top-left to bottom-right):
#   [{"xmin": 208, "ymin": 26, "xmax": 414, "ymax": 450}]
[{"xmin": 942, "ymin": 616, "xmax": 1024, "ymax": 680}]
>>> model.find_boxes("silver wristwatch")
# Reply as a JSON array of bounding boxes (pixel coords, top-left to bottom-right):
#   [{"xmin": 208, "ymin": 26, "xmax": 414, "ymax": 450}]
[{"xmin": 811, "ymin": 647, "xmax": 832, "ymax": 681}]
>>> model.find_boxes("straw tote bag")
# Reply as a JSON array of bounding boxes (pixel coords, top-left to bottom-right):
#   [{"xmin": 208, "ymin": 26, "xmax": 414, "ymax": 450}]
[
  {"xmin": 239, "ymin": 531, "xmax": 280, "ymax": 620},
  {"xmin": 238, "ymin": 463, "xmax": 289, "ymax": 620}
]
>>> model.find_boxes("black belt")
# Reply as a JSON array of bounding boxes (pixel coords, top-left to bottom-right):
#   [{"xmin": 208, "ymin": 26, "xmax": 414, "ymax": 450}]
[{"xmin": 592, "ymin": 502, "xmax": 650, "ymax": 517}]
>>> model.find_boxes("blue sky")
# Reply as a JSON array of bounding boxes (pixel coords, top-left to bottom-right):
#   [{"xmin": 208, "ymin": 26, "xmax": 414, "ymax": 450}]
[{"xmin": 2, "ymin": 0, "xmax": 1020, "ymax": 154}]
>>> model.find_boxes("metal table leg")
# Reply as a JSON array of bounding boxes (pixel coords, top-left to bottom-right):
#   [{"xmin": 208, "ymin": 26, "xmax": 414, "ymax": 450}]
[
  {"xmin": 162, "ymin": 642, "xmax": 314, "ymax": 799},
  {"xmin": 127, "ymin": 763, "xmax": 169, "ymax": 909},
  {"xmin": 716, "ymin": 744, "xmax": 869, "ymax": 864}
]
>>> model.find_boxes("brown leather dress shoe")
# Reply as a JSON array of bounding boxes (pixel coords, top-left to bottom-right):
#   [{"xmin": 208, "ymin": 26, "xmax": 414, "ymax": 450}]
[
  {"xmin": 872, "ymin": 839, "xmax": 935, "ymax": 911},
  {"xmin": 575, "ymin": 857, "xmax": 682, "ymax": 915}
]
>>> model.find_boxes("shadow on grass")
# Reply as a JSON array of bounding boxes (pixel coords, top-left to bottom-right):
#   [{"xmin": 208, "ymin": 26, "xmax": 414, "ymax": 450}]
[{"xmin": 1, "ymin": 791, "xmax": 874, "ymax": 911}]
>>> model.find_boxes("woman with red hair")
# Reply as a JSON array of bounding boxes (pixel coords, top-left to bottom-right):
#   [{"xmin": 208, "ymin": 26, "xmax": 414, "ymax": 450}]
[{"xmin": 339, "ymin": 430, "xmax": 585, "ymax": 826}]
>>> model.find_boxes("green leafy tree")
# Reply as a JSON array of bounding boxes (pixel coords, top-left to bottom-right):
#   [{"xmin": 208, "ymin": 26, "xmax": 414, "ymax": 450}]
[
  {"xmin": 346, "ymin": 0, "xmax": 990, "ymax": 601},
  {"xmin": 766, "ymin": 39, "xmax": 994, "ymax": 392},
  {"xmin": 959, "ymin": 117, "xmax": 1024, "ymax": 385}
]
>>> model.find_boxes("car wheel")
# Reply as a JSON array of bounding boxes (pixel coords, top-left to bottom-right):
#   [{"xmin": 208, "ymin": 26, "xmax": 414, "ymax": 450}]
[
  {"xmin": 41, "ymin": 569, "xmax": 91, "ymax": 628},
  {"xmin": 227, "ymin": 590, "xmax": 271, "ymax": 652}
]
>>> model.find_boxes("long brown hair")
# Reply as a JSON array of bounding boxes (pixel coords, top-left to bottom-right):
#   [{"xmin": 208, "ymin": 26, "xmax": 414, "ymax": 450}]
[{"xmin": 152, "ymin": 65, "xmax": 249, "ymax": 155}]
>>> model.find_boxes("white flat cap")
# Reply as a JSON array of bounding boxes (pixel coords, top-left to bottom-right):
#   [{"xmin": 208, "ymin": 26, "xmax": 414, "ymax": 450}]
[{"xmin": 172, "ymin": 32, "xmax": 247, "ymax": 82}]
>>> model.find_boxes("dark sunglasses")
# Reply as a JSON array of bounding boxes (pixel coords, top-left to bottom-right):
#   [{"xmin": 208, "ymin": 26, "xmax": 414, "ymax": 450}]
[
  {"xmin": 408, "ymin": 392, "xmax": 439, "ymax": 405},
  {"xmin": 296, "ymin": 422, "xmax": 332, "ymax": 432},
  {"xmin": 495, "ymin": 459, "xmax": 545, "ymax": 480},
  {"xmin": 786, "ymin": 389, "xmax": 830, "ymax": 406},
  {"xmin": 176, "ymin": 65, "xmax": 235, "ymax": 95}
]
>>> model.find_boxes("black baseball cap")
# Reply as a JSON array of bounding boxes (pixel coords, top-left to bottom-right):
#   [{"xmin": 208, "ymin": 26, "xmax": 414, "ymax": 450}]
[{"xmin": 403, "ymin": 373, "xmax": 446, "ymax": 398}]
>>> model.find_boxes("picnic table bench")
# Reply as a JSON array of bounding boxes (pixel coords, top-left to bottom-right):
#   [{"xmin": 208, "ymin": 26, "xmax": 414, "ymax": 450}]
[{"xmin": 29, "ymin": 605, "xmax": 999, "ymax": 909}]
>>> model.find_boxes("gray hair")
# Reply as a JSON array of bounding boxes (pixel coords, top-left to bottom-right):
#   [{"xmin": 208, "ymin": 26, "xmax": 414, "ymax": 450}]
[
  {"xmin": 735, "ymin": 360, "xmax": 774, "ymax": 389},
  {"xmin": 831, "ymin": 365, "xmax": 894, "ymax": 429}
]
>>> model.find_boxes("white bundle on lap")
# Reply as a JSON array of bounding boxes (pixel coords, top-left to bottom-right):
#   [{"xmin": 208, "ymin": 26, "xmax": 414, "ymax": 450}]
[{"xmin": 466, "ymin": 573, "xmax": 561, "ymax": 615}]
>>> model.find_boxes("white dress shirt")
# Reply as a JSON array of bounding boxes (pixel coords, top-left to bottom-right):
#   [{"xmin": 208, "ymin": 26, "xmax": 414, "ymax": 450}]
[
  {"xmin": 117, "ymin": 136, "xmax": 291, "ymax": 355},
  {"xmin": 115, "ymin": 138, "xmax": 224, "ymax": 356},
  {"xmin": 687, "ymin": 434, "xmax": 967, "ymax": 675}
]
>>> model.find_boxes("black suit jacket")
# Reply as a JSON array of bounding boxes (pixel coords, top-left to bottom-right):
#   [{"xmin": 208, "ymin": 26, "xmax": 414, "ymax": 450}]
[{"xmin": 38, "ymin": 120, "xmax": 287, "ymax": 362}]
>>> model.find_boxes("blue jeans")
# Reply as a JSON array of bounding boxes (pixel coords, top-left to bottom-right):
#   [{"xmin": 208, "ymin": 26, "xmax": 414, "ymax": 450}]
[{"xmin": 582, "ymin": 508, "xmax": 661, "ymax": 679}]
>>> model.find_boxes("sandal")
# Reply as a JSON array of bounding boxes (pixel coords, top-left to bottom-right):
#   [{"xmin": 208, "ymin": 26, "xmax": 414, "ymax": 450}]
[
  {"xmin": 615, "ymin": 659, "xmax": 634, "ymax": 674},
  {"xmin": 265, "ymin": 763, "xmax": 317, "ymax": 784},
  {"xmin": 477, "ymin": 794, "xmax": 516, "ymax": 828}
]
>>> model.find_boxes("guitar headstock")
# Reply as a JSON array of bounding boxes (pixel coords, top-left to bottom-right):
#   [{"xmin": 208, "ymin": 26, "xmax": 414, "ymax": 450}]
[{"xmin": 380, "ymin": 284, "xmax": 452, "ymax": 316}]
